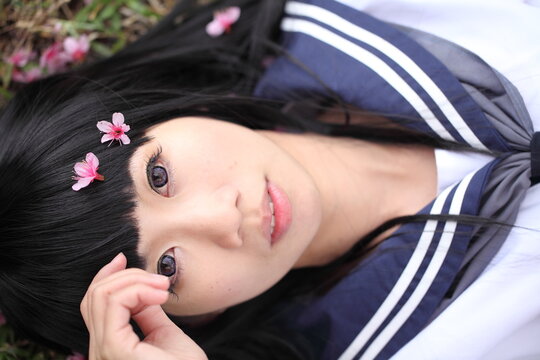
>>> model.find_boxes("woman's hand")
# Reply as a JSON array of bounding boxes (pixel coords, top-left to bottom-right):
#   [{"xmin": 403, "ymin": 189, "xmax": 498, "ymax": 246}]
[{"xmin": 81, "ymin": 253, "xmax": 208, "ymax": 360}]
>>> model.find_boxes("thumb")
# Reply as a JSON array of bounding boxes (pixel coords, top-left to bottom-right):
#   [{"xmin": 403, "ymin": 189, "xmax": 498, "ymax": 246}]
[
  {"xmin": 132, "ymin": 304, "xmax": 176, "ymax": 336},
  {"xmin": 133, "ymin": 305, "xmax": 208, "ymax": 359}
]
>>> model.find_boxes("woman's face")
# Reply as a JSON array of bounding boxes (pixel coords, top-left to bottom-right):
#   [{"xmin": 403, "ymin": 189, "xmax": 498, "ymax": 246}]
[{"xmin": 130, "ymin": 117, "xmax": 322, "ymax": 316}]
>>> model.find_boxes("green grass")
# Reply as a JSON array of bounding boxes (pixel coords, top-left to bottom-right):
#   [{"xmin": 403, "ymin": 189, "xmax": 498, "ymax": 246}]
[
  {"xmin": 0, "ymin": 322, "xmax": 66, "ymax": 359},
  {"xmin": 0, "ymin": 0, "xmax": 174, "ymax": 106}
]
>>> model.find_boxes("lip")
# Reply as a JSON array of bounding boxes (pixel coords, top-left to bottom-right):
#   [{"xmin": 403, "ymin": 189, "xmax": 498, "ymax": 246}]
[
  {"xmin": 261, "ymin": 190, "xmax": 273, "ymax": 242},
  {"xmin": 267, "ymin": 180, "xmax": 292, "ymax": 245}
]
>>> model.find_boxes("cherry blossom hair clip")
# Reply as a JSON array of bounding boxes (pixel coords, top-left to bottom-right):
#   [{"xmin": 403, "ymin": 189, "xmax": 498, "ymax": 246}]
[
  {"xmin": 97, "ymin": 112, "xmax": 131, "ymax": 146},
  {"xmin": 72, "ymin": 152, "xmax": 104, "ymax": 191},
  {"xmin": 206, "ymin": 6, "xmax": 241, "ymax": 37}
]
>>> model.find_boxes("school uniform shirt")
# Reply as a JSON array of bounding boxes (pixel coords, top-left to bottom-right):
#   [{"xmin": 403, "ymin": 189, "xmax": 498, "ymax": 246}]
[{"xmin": 253, "ymin": 0, "xmax": 540, "ymax": 359}]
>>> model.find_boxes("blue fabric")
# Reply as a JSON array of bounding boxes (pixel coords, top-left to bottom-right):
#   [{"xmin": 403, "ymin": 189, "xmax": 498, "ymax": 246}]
[
  {"xmin": 255, "ymin": 0, "xmax": 509, "ymax": 152},
  {"xmin": 253, "ymin": 0, "xmax": 518, "ymax": 359}
]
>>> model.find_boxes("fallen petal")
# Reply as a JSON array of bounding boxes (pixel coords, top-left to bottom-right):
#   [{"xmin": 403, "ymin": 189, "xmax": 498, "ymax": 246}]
[
  {"xmin": 63, "ymin": 37, "xmax": 78, "ymax": 54},
  {"xmin": 221, "ymin": 7, "xmax": 241, "ymax": 23},
  {"xmin": 206, "ymin": 21, "xmax": 224, "ymax": 37}
]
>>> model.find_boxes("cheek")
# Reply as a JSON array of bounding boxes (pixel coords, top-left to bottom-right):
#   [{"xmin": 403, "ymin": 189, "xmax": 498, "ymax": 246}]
[{"xmin": 164, "ymin": 249, "xmax": 289, "ymax": 316}]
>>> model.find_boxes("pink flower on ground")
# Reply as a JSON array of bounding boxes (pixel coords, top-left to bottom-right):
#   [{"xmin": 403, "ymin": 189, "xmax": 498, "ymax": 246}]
[
  {"xmin": 63, "ymin": 35, "xmax": 90, "ymax": 62},
  {"xmin": 53, "ymin": 22, "xmax": 63, "ymax": 34},
  {"xmin": 72, "ymin": 153, "xmax": 105, "ymax": 191},
  {"xmin": 0, "ymin": 311, "xmax": 6, "ymax": 326},
  {"xmin": 66, "ymin": 352, "xmax": 86, "ymax": 360},
  {"xmin": 97, "ymin": 112, "xmax": 131, "ymax": 145},
  {"xmin": 6, "ymin": 49, "xmax": 36, "ymax": 67},
  {"xmin": 206, "ymin": 6, "xmax": 241, "ymax": 37},
  {"xmin": 12, "ymin": 67, "xmax": 42, "ymax": 83},
  {"xmin": 40, "ymin": 42, "xmax": 70, "ymax": 74}
]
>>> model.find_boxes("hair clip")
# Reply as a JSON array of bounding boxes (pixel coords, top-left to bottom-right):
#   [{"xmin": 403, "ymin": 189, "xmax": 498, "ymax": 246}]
[
  {"xmin": 97, "ymin": 112, "xmax": 131, "ymax": 145},
  {"xmin": 206, "ymin": 7, "xmax": 241, "ymax": 37},
  {"xmin": 72, "ymin": 152, "xmax": 104, "ymax": 191}
]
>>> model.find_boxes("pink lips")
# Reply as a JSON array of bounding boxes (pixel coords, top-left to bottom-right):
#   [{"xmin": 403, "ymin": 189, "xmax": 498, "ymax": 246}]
[{"xmin": 267, "ymin": 181, "xmax": 292, "ymax": 245}]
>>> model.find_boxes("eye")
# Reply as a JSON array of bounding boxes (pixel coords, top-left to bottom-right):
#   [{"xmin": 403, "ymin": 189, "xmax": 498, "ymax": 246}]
[
  {"xmin": 151, "ymin": 166, "xmax": 168, "ymax": 188},
  {"xmin": 157, "ymin": 253, "xmax": 176, "ymax": 277},
  {"xmin": 145, "ymin": 146, "xmax": 172, "ymax": 196},
  {"xmin": 156, "ymin": 249, "xmax": 180, "ymax": 298}
]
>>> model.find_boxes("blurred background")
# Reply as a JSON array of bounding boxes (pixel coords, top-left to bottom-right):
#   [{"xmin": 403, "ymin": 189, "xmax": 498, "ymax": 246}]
[
  {"xmin": 0, "ymin": 0, "xmax": 177, "ymax": 107},
  {"xmin": 0, "ymin": 1, "xmax": 178, "ymax": 358}
]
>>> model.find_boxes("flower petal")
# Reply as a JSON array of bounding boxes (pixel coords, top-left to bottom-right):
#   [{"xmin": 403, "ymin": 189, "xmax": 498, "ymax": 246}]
[
  {"xmin": 112, "ymin": 112, "xmax": 125, "ymax": 126},
  {"xmin": 222, "ymin": 7, "xmax": 241, "ymax": 23},
  {"xmin": 78, "ymin": 35, "xmax": 90, "ymax": 52},
  {"xmin": 74, "ymin": 162, "xmax": 91, "ymax": 177},
  {"xmin": 72, "ymin": 177, "xmax": 92, "ymax": 191},
  {"xmin": 120, "ymin": 134, "xmax": 131, "ymax": 145},
  {"xmin": 101, "ymin": 134, "xmax": 114, "ymax": 143},
  {"xmin": 63, "ymin": 37, "xmax": 78, "ymax": 54},
  {"xmin": 206, "ymin": 21, "xmax": 224, "ymax": 37},
  {"xmin": 97, "ymin": 121, "xmax": 113, "ymax": 133},
  {"xmin": 121, "ymin": 124, "xmax": 130, "ymax": 132},
  {"xmin": 85, "ymin": 152, "xmax": 99, "ymax": 169}
]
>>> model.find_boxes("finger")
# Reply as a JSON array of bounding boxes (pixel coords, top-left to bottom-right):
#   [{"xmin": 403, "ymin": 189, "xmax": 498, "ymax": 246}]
[
  {"xmin": 133, "ymin": 307, "xmax": 208, "ymax": 360},
  {"xmin": 82, "ymin": 252, "xmax": 126, "ymax": 343},
  {"xmin": 94, "ymin": 252, "xmax": 128, "ymax": 282},
  {"xmin": 83, "ymin": 265, "xmax": 165, "ymax": 326},
  {"xmin": 102, "ymin": 284, "xmax": 170, "ymax": 357},
  {"xmin": 87, "ymin": 271, "xmax": 169, "ymax": 345},
  {"xmin": 82, "ymin": 252, "xmax": 126, "ymax": 318},
  {"xmin": 132, "ymin": 303, "xmax": 177, "ymax": 336}
]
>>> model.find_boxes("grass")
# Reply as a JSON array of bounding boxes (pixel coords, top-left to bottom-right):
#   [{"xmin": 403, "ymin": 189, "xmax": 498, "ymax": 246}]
[
  {"xmin": 0, "ymin": 0, "xmax": 177, "ymax": 358},
  {"xmin": 0, "ymin": 0, "xmax": 176, "ymax": 107}
]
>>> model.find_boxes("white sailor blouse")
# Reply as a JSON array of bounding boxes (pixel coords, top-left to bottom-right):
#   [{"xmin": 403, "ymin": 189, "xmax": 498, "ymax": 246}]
[{"xmin": 253, "ymin": 0, "xmax": 540, "ymax": 359}]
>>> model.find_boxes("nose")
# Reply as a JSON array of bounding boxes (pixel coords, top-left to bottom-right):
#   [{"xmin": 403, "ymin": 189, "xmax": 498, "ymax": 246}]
[{"xmin": 177, "ymin": 184, "xmax": 243, "ymax": 249}]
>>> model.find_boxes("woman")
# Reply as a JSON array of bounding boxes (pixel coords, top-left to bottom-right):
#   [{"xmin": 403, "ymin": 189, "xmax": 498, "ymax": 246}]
[{"xmin": 1, "ymin": 0, "xmax": 539, "ymax": 359}]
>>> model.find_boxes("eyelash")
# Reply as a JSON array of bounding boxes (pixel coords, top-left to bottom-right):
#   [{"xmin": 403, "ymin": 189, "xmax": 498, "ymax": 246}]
[
  {"xmin": 168, "ymin": 259, "xmax": 183, "ymax": 301},
  {"xmin": 159, "ymin": 249, "xmax": 181, "ymax": 301},
  {"xmin": 168, "ymin": 280, "xmax": 180, "ymax": 301},
  {"xmin": 145, "ymin": 146, "xmax": 171, "ymax": 197}
]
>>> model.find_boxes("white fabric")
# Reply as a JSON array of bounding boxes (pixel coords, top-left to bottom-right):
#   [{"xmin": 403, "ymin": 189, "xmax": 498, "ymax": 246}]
[
  {"xmin": 434, "ymin": 150, "xmax": 493, "ymax": 194},
  {"xmin": 334, "ymin": 0, "xmax": 540, "ymax": 358}
]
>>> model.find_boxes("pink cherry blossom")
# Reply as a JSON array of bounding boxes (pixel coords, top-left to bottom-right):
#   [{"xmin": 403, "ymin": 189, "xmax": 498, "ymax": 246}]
[
  {"xmin": 6, "ymin": 49, "xmax": 36, "ymax": 67},
  {"xmin": 206, "ymin": 6, "xmax": 241, "ymax": 37},
  {"xmin": 12, "ymin": 67, "xmax": 42, "ymax": 83},
  {"xmin": 40, "ymin": 42, "xmax": 70, "ymax": 74},
  {"xmin": 66, "ymin": 352, "xmax": 86, "ymax": 360},
  {"xmin": 97, "ymin": 112, "xmax": 131, "ymax": 145},
  {"xmin": 63, "ymin": 35, "xmax": 90, "ymax": 62},
  {"xmin": 0, "ymin": 310, "xmax": 6, "ymax": 326},
  {"xmin": 72, "ymin": 152, "xmax": 105, "ymax": 191}
]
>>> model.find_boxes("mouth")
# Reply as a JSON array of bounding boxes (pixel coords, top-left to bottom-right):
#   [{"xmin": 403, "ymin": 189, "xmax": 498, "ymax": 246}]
[{"xmin": 266, "ymin": 180, "xmax": 292, "ymax": 245}]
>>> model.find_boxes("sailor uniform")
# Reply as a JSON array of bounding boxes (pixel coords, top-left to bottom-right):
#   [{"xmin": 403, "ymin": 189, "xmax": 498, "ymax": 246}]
[{"xmin": 253, "ymin": 0, "xmax": 540, "ymax": 358}]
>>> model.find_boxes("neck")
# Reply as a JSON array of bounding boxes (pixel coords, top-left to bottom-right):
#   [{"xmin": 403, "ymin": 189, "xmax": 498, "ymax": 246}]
[{"xmin": 259, "ymin": 131, "xmax": 437, "ymax": 267}]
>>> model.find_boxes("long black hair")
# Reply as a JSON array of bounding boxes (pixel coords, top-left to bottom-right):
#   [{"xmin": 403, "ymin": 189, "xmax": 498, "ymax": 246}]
[{"xmin": 0, "ymin": 0, "xmax": 473, "ymax": 356}]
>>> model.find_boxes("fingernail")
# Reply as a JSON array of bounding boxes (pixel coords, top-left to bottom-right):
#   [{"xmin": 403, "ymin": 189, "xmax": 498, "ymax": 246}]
[
  {"xmin": 111, "ymin": 252, "xmax": 124, "ymax": 263},
  {"xmin": 152, "ymin": 274, "xmax": 168, "ymax": 281}
]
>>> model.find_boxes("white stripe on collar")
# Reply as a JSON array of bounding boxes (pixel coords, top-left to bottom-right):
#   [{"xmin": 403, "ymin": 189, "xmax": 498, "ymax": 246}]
[
  {"xmin": 339, "ymin": 171, "xmax": 476, "ymax": 360},
  {"xmin": 283, "ymin": 1, "xmax": 489, "ymax": 150}
]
